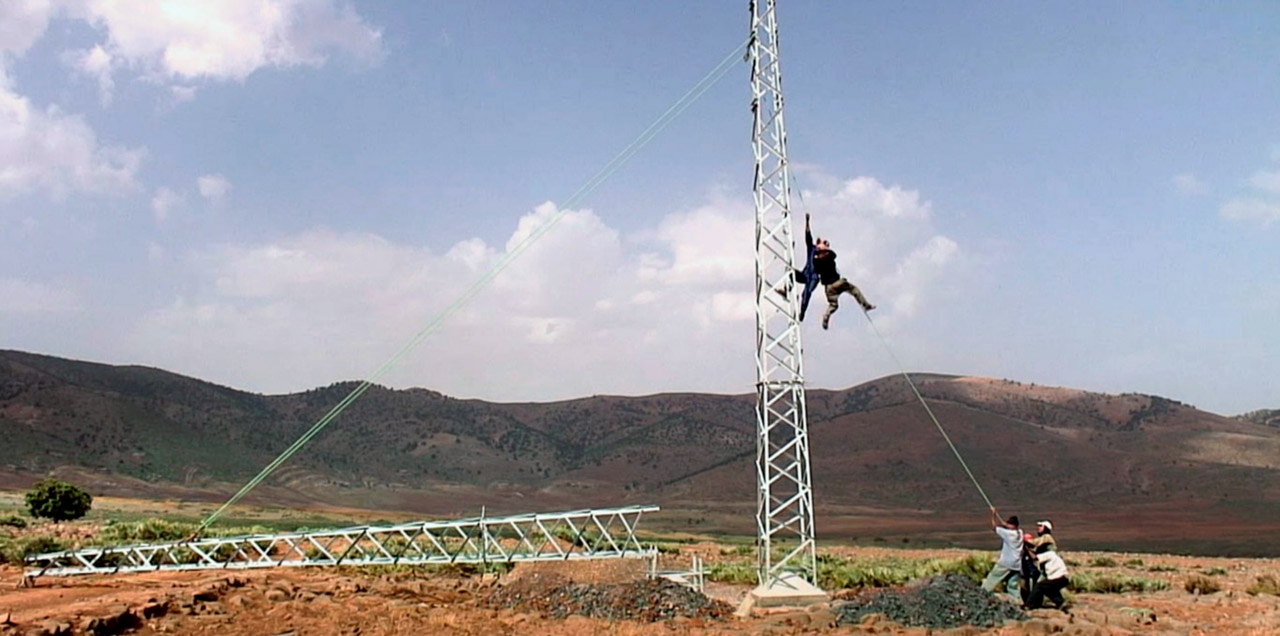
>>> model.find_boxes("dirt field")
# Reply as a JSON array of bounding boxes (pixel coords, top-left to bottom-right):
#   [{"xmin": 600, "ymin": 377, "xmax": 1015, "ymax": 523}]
[{"xmin": 3, "ymin": 545, "xmax": 1280, "ymax": 636}]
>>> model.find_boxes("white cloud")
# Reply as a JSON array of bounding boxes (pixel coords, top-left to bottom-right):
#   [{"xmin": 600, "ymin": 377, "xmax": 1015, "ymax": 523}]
[
  {"xmin": 1248, "ymin": 170, "xmax": 1280, "ymax": 195},
  {"xmin": 1220, "ymin": 198, "xmax": 1280, "ymax": 228},
  {"xmin": 73, "ymin": 0, "xmax": 383, "ymax": 88},
  {"xmin": 150, "ymin": 186, "xmax": 184, "ymax": 222},
  {"xmin": 0, "ymin": 278, "xmax": 79, "ymax": 314},
  {"xmin": 0, "ymin": 0, "xmax": 383, "ymax": 201},
  {"xmin": 1172, "ymin": 173, "xmax": 1208, "ymax": 196},
  {"xmin": 0, "ymin": 3, "xmax": 142, "ymax": 199},
  {"xmin": 69, "ymin": 45, "xmax": 114, "ymax": 104},
  {"xmin": 128, "ymin": 172, "xmax": 969, "ymax": 400},
  {"xmin": 197, "ymin": 174, "xmax": 231, "ymax": 200},
  {"xmin": 0, "ymin": 1, "xmax": 56, "ymax": 57},
  {"xmin": 169, "ymin": 85, "xmax": 197, "ymax": 103},
  {"xmin": 1217, "ymin": 156, "xmax": 1280, "ymax": 228},
  {"xmin": 0, "ymin": 78, "xmax": 143, "ymax": 198}
]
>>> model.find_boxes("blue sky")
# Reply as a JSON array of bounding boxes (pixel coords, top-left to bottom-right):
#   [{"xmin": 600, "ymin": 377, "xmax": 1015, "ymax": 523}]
[{"xmin": 1, "ymin": 1, "xmax": 1276, "ymax": 414}]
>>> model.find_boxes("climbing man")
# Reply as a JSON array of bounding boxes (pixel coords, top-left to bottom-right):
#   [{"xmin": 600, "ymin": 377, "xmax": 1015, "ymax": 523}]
[
  {"xmin": 811, "ymin": 230, "xmax": 874, "ymax": 330},
  {"xmin": 981, "ymin": 509, "xmax": 1024, "ymax": 598},
  {"xmin": 773, "ymin": 213, "xmax": 822, "ymax": 321}
]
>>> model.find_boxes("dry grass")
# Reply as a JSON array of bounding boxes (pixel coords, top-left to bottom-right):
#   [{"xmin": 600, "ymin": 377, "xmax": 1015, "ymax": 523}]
[
  {"xmin": 1247, "ymin": 575, "xmax": 1280, "ymax": 597},
  {"xmin": 1183, "ymin": 574, "xmax": 1222, "ymax": 595},
  {"xmin": 1071, "ymin": 573, "xmax": 1169, "ymax": 594}
]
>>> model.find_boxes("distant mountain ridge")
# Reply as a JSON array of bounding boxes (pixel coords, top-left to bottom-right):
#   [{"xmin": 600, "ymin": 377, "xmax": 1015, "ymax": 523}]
[
  {"xmin": 1236, "ymin": 409, "xmax": 1280, "ymax": 429},
  {"xmin": 3, "ymin": 349, "xmax": 1280, "ymax": 553}
]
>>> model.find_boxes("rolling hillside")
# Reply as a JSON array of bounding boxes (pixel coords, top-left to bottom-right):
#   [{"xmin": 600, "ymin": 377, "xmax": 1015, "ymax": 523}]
[{"xmin": 3, "ymin": 349, "xmax": 1279, "ymax": 553}]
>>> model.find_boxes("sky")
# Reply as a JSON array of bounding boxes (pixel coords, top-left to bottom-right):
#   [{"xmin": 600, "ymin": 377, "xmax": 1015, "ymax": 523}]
[{"xmin": 1, "ymin": 1, "xmax": 1277, "ymax": 415}]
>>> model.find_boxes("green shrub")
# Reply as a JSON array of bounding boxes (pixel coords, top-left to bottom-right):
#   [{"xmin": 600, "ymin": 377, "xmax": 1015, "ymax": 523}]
[
  {"xmin": 0, "ymin": 514, "xmax": 27, "ymax": 529},
  {"xmin": 0, "ymin": 535, "xmax": 66, "ymax": 564},
  {"xmin": 97, "ymin": 518, "xmax": 198, "ymax": 544},
  {"xmin": 1147, "ymin": 564, "xmax": 1179, "ymax": 573},
  {"xmin": 24, "ymin": 479, "xmax": 92, "ymax": 522},
  {"xmin": 94, "ymin": 518, "xmax": 274, "ymax": 547},
  {"xmin": 817, "ymin": 553, "xmax": 994, "ymax": 590},
  {"xmin": 1184, "ymin": 574, "xmax": 1221, "ymax": 595},
  {"xmin": 707, "ymin": 561, "xmax": 757, "ymax": 585},
  {"xmin": 1072, "ymin": 573, "xmax": 1169, "ymax": 594},
  {"xmin": 706, "ymin": 552, "xmax": 997, "ymax": 590},
  {"xmin": 1246, "ymin": 575, "xmax": 1280, "ymax": 597},
  {"xmin": 1204, "ymin": 567, "xmax": 1228, "ymax": 576},
  {"xmin": 938, "ymin": 554, "xmax": 997, "ymax": 582},
  {"xmin": 718, "ymin": 544, "xmax": 754, "ymax": 557},
  {"xmin": 1124, "ymin": 558, "xmax": 1145, "ymax": 567},
  {"xmin": 1088, "ymin": 556, "xmax": 1118, "ymax": 568}
]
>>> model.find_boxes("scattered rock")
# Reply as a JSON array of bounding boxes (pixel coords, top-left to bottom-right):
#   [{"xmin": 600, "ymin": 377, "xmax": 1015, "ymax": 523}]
[
  {"xmin": 76, "ymin": 605, "xmax": 140, "ymax": 636},
  {"xmin": 835, "ymin": 575, "xmax": 1027, "ymax": 629},
  {"xmin": 34, "ymin": 619, "xmax": 71, "ymax": 636},
  {"xmin": 139, "ymin": 601, "xmax": 168, "ymax": 619},
  {"xmin": 485, "ymin": 574, "xmax": 731, "ymax": 622}
]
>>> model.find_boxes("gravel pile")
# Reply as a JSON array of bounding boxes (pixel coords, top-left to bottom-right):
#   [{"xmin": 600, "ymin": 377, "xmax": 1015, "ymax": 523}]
[
  {"xmin": 835, "ymin": 574, "xmax": 1026, "ymax": 629},
  {"xmin": 486, "ymin": 573, "xmax": 730, "ymax": 622}
]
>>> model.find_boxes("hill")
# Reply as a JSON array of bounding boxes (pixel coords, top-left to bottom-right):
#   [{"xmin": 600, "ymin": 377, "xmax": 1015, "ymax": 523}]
[
  {"xmin": 3, "ymin": 349, "xmax": 1279, "ymax": 554},
  {"xmin": 1236, "ymin": 408, "xmax": 1280, "ymax": 429}
]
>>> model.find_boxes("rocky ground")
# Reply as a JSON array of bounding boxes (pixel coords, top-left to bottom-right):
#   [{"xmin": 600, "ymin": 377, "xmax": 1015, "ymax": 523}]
[{"xmin": 1, "ymin": 547, "xmax": 1279, "ymax": 635}]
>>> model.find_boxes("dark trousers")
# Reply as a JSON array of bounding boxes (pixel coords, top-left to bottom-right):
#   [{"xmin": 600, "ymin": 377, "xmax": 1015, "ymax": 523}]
[{"xmin": 1026, "ymin": 576, "xmax": 1069, "ymax": 609}]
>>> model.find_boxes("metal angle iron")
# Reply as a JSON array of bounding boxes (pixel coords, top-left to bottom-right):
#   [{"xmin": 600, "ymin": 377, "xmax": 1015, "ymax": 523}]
[{"xmin": 748, "ymin": 0, "xmax": 818, "ymax": 589}]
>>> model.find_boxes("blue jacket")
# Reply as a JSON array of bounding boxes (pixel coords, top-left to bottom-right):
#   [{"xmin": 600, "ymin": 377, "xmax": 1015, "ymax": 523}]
[{"xmin": 798, "ymin": 224, "xmax": 821, "ymax": 321}]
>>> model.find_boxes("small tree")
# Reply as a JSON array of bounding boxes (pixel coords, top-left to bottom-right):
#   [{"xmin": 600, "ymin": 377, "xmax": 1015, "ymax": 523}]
[{"xmin": 25, "ymin": 478, "xmax": 93, "ymax": 522}]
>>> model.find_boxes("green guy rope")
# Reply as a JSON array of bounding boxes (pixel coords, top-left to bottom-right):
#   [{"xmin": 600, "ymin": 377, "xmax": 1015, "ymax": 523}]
[{"xmin": 196, "ymin": 38, "xmax": 750, "ymax": 534}]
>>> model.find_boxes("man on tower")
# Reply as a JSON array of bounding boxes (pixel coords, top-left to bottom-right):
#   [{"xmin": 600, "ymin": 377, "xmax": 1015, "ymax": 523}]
[{"xmin": 811, "ymin": 223, "xmax": 875, "ymax": 329}]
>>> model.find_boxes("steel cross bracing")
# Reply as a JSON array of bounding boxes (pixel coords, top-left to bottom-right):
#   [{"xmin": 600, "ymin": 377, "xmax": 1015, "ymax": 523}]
[
  {"xmin": 748, "ymin": 0, "xmax": 817, "ymax": 588},
  {"xmin": 24, "ymin": 506, "xmax": 658, "ymax": 578}
]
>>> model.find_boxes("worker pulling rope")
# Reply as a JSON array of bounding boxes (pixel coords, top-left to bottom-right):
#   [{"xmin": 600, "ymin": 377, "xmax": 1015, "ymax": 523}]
[
  {"xmin": 193, "ymin": 38, "xmax": 751, "ymax": 536},
  {"xmin": 860, "ymin": 309, "xmax": 996, "ymax": 511}
]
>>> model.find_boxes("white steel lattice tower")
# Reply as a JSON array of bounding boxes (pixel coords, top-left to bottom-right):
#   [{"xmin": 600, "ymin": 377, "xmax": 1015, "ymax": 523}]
[{"xmin": 748, "ymin": 0, "xmax": 817, "ymax": 588}]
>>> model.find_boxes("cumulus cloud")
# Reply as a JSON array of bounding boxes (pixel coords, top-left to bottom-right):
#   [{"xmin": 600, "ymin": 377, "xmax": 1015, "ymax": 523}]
[
  {"xmin": 129, "ymin": 173, "xmax": 969, "ymax": 400},
  {"xmin": 1219, "ymin": 156, "xmax": 1280, "ymax": 228},
  {"xmin": 0, "ymin": 1, "xmax": 56, "ymax": 57},
  {"xmin": 0, "ymin": 278, "xmax": 79, "ymax": 314},
  {"xmin": 151, "ymin": 186, "xmax": 184, "ymax": 222},
  {"xmin": 1249, "ymin": 170, "xmax": 1280, "ymax": 195},
  {"xmin": 1172, "ymin": 173, "xmax": 1208, "ymax": 196},
  {"xmin": 0, "ymin": 0, "xmax": 383, "ymax": 201},
  {"xmin": 71, "ymin": 0, "xmax": 383, "ymax": 93},
  {"xmin": 197, "ymin": 174, "xmax": 231, "ymax": 200},
  {"xmin": 69, "ymin": 45, "xmax": 114, "ymax": 104},
  {"xmin": 0, "ymin": 3, "xmax": 138, "ymax": 199},
  {"xmin": 1220, "ymin": 199, "xmax": 1280, "ymax": 228},
  {"xmin": 0, "ymin": 80, "xmax": 143, "ymax": 198}
]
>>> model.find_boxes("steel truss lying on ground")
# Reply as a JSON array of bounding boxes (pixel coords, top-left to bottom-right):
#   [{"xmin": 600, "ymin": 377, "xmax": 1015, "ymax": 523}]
[{"xmin": 25, "ymin": 505, "xmax": 659, "ymax": 578}]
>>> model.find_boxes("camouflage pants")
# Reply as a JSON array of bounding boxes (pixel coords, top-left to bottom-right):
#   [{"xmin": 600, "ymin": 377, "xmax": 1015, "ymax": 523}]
[{"xmin": 822, "ymin": 278, "xmax": 872, "ymax": 325}]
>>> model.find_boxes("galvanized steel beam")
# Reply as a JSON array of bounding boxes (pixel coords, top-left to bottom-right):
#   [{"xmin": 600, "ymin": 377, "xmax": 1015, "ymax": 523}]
[{"xmin": 25, "ymin": 505, "xmax": 658, "ymax": 577}]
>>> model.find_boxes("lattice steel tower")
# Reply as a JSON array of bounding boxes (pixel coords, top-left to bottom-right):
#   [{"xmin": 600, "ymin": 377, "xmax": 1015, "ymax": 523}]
[{"xmin": 748, "ymin": 0, "xmax": 817, "ymax": 588}]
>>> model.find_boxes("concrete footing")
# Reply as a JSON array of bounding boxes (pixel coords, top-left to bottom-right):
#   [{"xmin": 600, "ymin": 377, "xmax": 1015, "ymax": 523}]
[{"xmin": 736, "ymin": 572, "xmax": 830, "ymax": 615}]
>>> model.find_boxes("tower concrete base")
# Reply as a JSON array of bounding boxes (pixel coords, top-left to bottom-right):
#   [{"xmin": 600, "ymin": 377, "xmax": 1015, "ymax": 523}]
[{"xmin": 736, "ymin": 572, "xmax": 830, "ymax": 614}]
